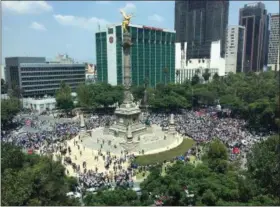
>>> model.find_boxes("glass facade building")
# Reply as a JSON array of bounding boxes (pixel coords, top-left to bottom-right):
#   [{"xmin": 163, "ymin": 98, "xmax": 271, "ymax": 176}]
[
  {"xmin": 239, "ymin": 2, "xmax": 269, "ymax": 72},
  {"xmin": 95, "ymin": 24, "xmax": 176, "ymax": 87},
  {"xmin": 5, "ymin": 57, "xmax": 85, "ymax": 97},
  {"xmin": 175, "ymin": 0, "xmax": 229, "ymax": 60},
  {"xmin": 96, "ymin": 32, "xmax": 108, "ymax": 83}
]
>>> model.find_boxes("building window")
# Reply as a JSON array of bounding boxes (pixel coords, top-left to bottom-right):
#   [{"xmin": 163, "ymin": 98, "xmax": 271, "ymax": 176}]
[{"xmin": 108, "ymin": 28, "xmax": 113, "ymax": 34}]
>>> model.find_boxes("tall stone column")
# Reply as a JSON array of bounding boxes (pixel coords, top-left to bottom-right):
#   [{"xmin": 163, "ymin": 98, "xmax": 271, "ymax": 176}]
[
  {"xmin": 109, "ymin": 31, "xmax": 146, "ymax": 139},
  {"xmin": 122, "ymin": 32, "xmax": 134, "ymax": 104}
]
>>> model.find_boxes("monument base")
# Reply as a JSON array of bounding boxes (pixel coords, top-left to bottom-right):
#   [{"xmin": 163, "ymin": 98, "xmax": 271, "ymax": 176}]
[
  {"xmin": 168, "ymin": 125, "xmax": 177, "ymax": 135},
  {"xmin": 120, "ymin": 140, "xmax": 140, "ymax": 153},
  {"xmin": 109, "ymin": 102, "xmax": 146, "ymax": 139},
  {"xmin": 109, "ymin": 121, "xmax": 147, "ymax": 138}
]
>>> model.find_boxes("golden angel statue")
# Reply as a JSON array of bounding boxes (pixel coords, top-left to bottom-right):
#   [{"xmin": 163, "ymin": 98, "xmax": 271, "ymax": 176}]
[{"xmin": 120, "ymin": 9, "xmax": 134, "ymax": 33}]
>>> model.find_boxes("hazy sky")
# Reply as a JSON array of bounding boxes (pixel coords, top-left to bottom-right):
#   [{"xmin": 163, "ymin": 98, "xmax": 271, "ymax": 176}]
[{"xmin": 2, "ymin": 1, "xmax": 279, "ymax": 64}]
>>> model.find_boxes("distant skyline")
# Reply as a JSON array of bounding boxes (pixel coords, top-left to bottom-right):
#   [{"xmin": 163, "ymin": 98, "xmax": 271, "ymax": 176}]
[{"xmin": 2, "ymin": 1, "xmax": 279, "ymax": 64}]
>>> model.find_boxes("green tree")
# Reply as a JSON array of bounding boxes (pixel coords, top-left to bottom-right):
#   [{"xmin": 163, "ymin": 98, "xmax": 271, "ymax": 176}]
[
  {"xmin": 247, "ymin": 135, "xmax": 280, "ymax": 202},
  {"xmin": 203, "ymin": 139, "xmax": 229, "ymax": 174},
  {"xmin": 76, "ymin": 83, "xmax": 97, "ymax": 109},
  {"xmin": 193, "ymin": 88, "xmax": 217, "ymax": 106},
  {"xmin": 201, "ymin": 189, "xmax": 217, "ymax": 206},
  {"xmin": 202, "ymin": 69, "xmax": 211, "ymax": 82},
  {"xmin": 191, "ymin": 74, "xmax": 200, "ymax": 85},
  {"xmin": 149, "ymin": 83, "xmax": 189, "ymax": 112},
  {"xmin": 94, "ymin": 83, "xmax": 123, "ymax": 108},
  {"xmin": 55, "ymin": 81, "xmax": 74, "ymax": 114},
  {"xmin": 1, "ymin": 98, "xmax": 20, "ymax": 128},
  {"xmin": 1, "ymin": 143, "xmax": 80, "ymax": 206},
  {"xmin": 84, "ymin": 189, "xmax": 140, "ymax": 206},
  {"xmin": 213, "ymin": 72, "xmax": 219, "ymax": 81}
]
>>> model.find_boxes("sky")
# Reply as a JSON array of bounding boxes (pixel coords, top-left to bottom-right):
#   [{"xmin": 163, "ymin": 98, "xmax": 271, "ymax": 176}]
[{"xmin": 2, "ymin": 1, "xmax": 279, "ymax": 64}]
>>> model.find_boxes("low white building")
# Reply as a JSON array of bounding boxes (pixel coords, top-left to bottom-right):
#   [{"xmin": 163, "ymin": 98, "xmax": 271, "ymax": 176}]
[
  {"xmin": 175, "ymin": 42, "xmax": 220, "ymax": 84},
  {"xmin": 22, "ymin": 97, "xmax": 56, "ymax": 113},
  {"xmin": 22, "ymin": 92, "xmax": 78, "ymax": 113}
]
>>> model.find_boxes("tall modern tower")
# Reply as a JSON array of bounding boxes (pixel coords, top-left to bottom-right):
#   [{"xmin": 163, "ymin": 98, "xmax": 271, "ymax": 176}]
[
  {"xmin": 239, "ymin": 2, "xmax": 269, "ymax": 72},
  {"xmin": 225, "ymin": 25, "xmax": 246, "ymax": 74},
  {"xmin": 174, "ymin": 0, "xmax": 229, "ymax": 60},
  {"xmin": 268, "ymin": 13, "xmax": 280, "ymax": 71}
]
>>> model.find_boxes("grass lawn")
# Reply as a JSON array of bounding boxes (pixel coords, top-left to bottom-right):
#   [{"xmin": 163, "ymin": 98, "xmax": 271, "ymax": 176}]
[{"xmin": 133, "ymin": 138, "xmax": 195, "ymax": 166}]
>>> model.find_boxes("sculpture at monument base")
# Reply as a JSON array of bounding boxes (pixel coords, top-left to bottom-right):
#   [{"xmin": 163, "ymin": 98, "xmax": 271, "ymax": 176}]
[
  {"xmin": 79, "ymin": 113, "xmax": 87, "ymax": 138},
  {"xmin": 168, "ymin": 113, "xmax": 177, "ymax": 135},
  {"xmin": 80, "ymin": 114, "xmax": 85, "ymax": 131}
]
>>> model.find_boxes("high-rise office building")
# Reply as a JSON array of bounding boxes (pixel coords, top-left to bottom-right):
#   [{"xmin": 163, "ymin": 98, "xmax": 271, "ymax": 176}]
[
  {"xmin": 5, "ymin": 57, "xmax": 85, "ymax": 97},
  {"xmin": 268, "ymin": 13, "xmax": 279, "ymax": 71},
  {"xmin": 239, "ymin": 2, "xmax": 269, "ymax": 72},
  {"xmin": 225, "ymin": 25, "xmax": 246, "ymax": 74},
  {"xmin": 95, "ymin": 24, "xmax": 175, "ymax": 87},
  {"xmin": 174, "ymin": 0, "xmax": 229, "ymax": 60}
]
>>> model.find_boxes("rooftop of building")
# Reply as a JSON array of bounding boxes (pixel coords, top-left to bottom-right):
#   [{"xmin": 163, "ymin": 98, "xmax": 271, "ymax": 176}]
[
  {"xmin": 97, "ymin": 23, "xmax": 175, "ymax": 34},
  {"xmin": 243, "ymin": 2, "xmax": 265, "ymax": 9},
  {"xmin": 19, "ymin": 62, "xmax": 86, "ymax": 67},
  {"xmin": 227, "ymin": 25, "xmax": 246, "ymax": 29},
  {"xmin": 5, "ymin": 56, "xmax": 45, "ymax": 59},
  {"xmin": 270, "ymin": 13, "xmax": 279, "ymax": 17}
]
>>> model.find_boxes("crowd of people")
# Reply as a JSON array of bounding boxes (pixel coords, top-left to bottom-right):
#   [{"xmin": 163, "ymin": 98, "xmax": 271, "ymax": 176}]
[
  {"xmin": 85, "ymin": 114, "xmax": 116, "ymax": 130},
  {"xmin": 1, "ymin": 113, "xmax": 80, "ymax": 154},
  {"xmin": 78, "ymin": 156, "xmax": 135, "ymax": 189},
  {"xmin": 1, "ymin": 107, "xmax": 273, "ymax": 190},
  {"xmin": 62, "ymin": 135, "xmax": 136, "ymax": 190},
  {"xmin": 145, "ymin": 108, "xmax": 272, "ymax": 163}
]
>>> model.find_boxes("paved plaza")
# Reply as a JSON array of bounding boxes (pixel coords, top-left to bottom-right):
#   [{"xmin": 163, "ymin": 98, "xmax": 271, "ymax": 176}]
[
  {"xmin": 56, "ymin": 123, "xmax": 183, "ymax": 178},
  {"xmin": 54, "ymin": 135, "xmax": 130, "ymax": 178},
  {"xmin": 83, "ymin": 124, "xmax": 183, "ymax": 156}
]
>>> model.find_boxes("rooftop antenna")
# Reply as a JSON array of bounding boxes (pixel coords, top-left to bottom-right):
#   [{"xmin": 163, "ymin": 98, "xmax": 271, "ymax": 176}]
[{"xmin": 98, "ymin": 21, "xmax": 101, "ymax": 32}]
